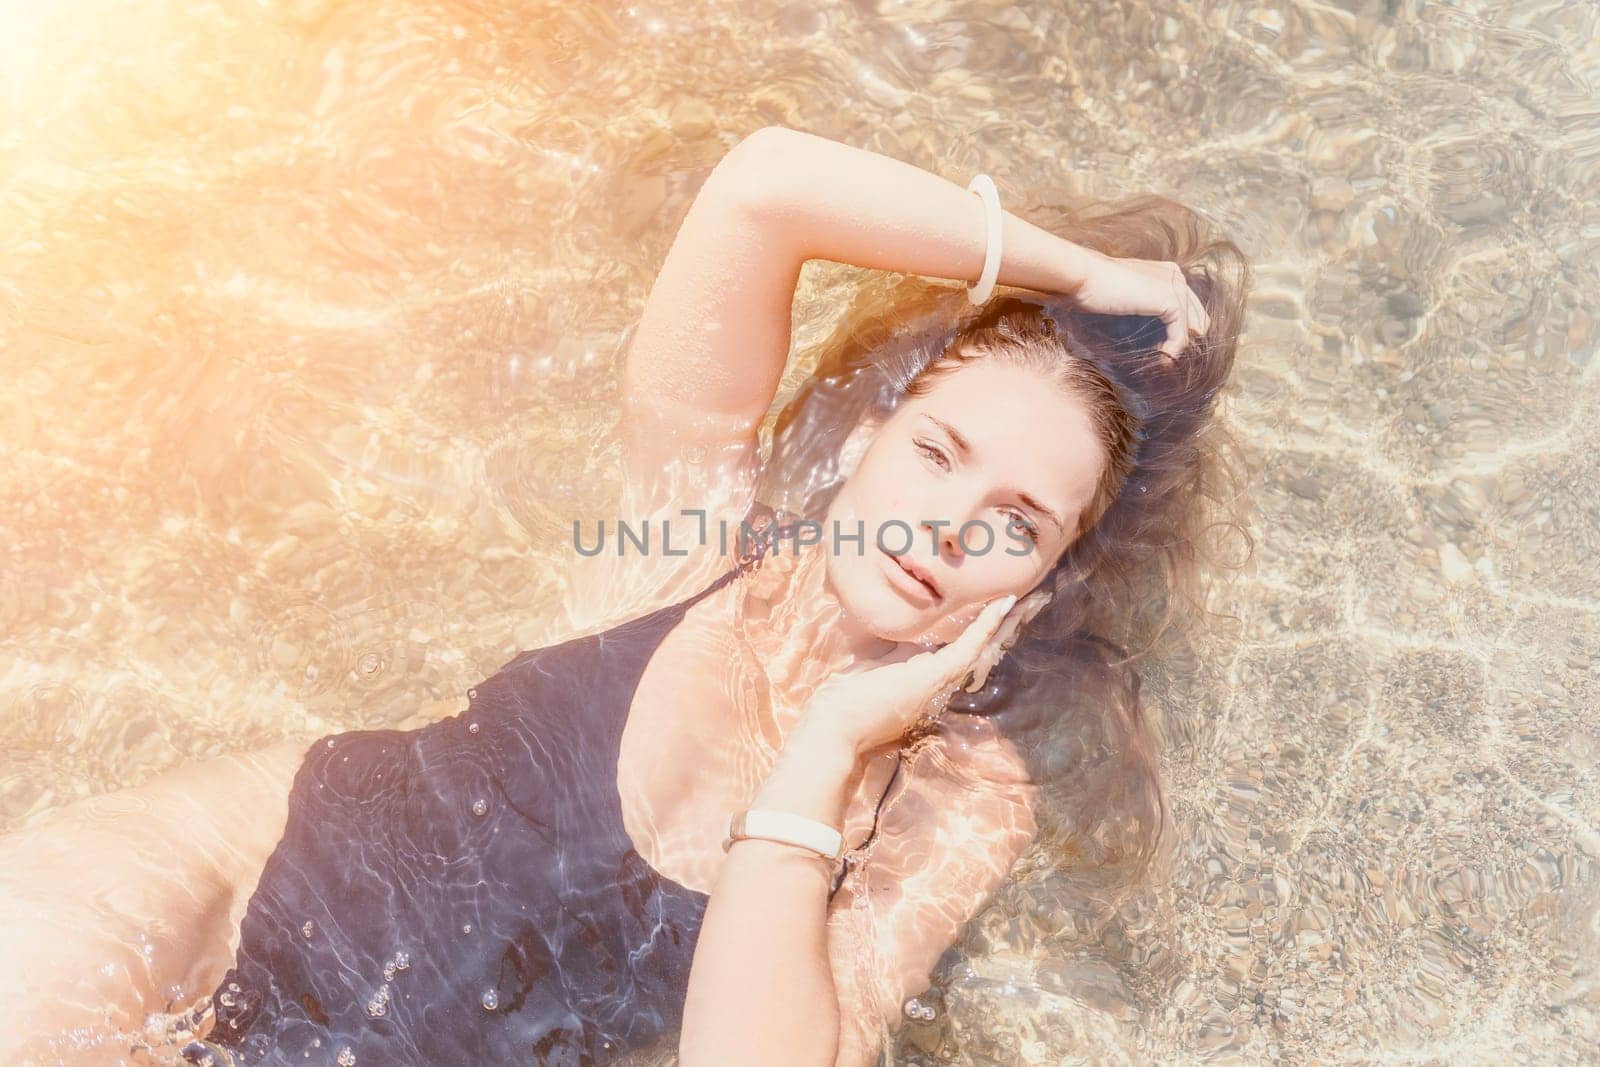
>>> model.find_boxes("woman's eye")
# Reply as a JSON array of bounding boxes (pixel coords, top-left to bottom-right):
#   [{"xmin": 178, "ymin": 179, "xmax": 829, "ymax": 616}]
[
  {"xmin": 1006, "ymin": 512, "xmax": 1040, "ymax": 544},
  {"xmin": 914, "ymin": 439, "xmax": 950, "ymax": 470}
]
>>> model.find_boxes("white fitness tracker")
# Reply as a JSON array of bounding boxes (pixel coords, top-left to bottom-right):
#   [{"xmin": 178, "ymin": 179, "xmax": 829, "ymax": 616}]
[{"xmin": 722, "ymin": 808, "xmax": 845, "ymax": 861}]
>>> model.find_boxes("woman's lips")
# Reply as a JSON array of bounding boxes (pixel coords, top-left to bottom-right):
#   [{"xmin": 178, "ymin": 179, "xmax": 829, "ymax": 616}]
[{"xmin": 880, "ymin": 547, "xmax": 941, "ymax": 604}]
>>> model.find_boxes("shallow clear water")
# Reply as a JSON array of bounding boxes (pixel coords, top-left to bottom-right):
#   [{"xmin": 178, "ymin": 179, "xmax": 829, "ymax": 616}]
[{"xmin": 1, "ymin": 0, "xmax": 1597, "ymax": 1062}]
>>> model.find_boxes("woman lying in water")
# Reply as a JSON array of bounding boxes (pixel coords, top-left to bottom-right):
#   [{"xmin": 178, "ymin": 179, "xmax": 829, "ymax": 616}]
[{"xmin": 0, "ymin": 125, "xmax": 1249, "ymax": 1065}]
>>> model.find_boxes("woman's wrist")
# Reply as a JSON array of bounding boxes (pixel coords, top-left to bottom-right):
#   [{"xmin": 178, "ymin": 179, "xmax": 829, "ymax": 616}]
[
  {"xmin": 748, "ymin": 714, "xmax": 860, "ymax": 829},
  {"xmin": 1048, "ymin": 236, "xmax": 1100, "ymax": 299}
]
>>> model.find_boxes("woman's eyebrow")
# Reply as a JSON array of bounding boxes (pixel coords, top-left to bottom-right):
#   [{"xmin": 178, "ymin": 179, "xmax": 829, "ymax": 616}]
[
  {"xmin": 924, "ymin": 413, "xmax": 974, "ymax": 458},
  {"xmin": 922, "ymin": 414, "xmax": 1065, "ymax": 530},
  {"xmin": 1015, "ymin": 490, "xmax": 1064, "ymax": 531}
]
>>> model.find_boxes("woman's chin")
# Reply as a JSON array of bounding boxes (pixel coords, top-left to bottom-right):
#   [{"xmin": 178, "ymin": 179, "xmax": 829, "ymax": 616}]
[
  {"xmin": 872, "ymin": 614, "xmax": 939, "ymax": 646},
  {"xmin": 868, "ymin": 594, "xmax": 981, "ymax": 647},
  {"xmin": 826, "ymin": 551, "xmax": 974, "ymax": 645}
]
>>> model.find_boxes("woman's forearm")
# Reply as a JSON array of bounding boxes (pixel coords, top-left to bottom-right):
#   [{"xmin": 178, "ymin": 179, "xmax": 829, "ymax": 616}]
[
  {"xmin": 679, "ymin": 720, "xmax": 862, "ymax": 1067},
  {"xmin": 725, "ymin": 125, "xmax": 1092, "ymax": 296}
]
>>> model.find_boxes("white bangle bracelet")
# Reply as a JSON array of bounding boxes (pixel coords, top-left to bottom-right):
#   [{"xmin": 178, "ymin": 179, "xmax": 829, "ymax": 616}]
[
  {"xmin": 966, "ymin": 172, "xmax": 1003, "ymax": 306},
  {"xmin": 722, "ymin": 808, "xmax": 844, "ymax": 861}
]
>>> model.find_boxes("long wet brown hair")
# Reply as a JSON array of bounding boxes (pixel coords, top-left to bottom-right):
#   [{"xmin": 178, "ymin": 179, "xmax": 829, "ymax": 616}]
[{"xmin": 755, "ymin": 191, "xmax": 1254, "ymax": 902}]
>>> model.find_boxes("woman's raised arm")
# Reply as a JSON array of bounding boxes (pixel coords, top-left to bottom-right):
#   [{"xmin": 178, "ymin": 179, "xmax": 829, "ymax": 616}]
[
  {"xmin": 619, "ymin": 126, "xmax": 804, "ymax": 504},
  {"xmin": 618, "ymin": 125, "xmax": 1097, "ymax": 515}
]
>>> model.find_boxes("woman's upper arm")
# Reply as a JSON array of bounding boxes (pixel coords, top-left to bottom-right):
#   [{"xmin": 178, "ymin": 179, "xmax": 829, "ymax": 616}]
[
  {"xmin": 826, "ymin": 737, "xmax": 1040, "ymax": 1066},
  {"xmin": 561, "ymin": 128, "xmax": 805, "ymax": 622},
  {"xmin": 618, "ymin": 126, "xmax": 805, "ymax": 510}
]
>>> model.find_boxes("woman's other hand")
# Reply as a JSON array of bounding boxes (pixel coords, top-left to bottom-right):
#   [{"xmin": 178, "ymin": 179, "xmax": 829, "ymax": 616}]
[
  {"xmin": 799, "ymin": 594, "xmax": 1018, "ymax": 758},
  {"xmin": 1064, "ymin": 247, "xmax": 1212, "ymax": 360}
]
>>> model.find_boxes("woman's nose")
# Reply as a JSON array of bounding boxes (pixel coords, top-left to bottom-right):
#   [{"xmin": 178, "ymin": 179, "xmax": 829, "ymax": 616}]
[
  {"xmin": 921, "ymin": 510, "xmax": 979, "ymax": 559},
  {"xmin": 913, "ymin": 482, "xmax": 988, "ymax": 558}
]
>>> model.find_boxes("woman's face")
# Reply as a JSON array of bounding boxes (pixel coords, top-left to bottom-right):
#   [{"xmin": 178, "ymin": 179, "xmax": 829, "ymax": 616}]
[{"xmin": 823, "ymin": 359, "xmax": 1109, "ymax": 645}]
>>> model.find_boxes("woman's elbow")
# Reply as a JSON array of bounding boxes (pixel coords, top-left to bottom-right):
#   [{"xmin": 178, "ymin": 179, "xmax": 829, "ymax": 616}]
[{"xmin": 710, "ymin": 125, "xmax": 809, "ymax": 217}]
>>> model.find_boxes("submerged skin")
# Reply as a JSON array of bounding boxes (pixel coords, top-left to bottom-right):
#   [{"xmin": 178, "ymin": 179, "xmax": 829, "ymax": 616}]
[{"xmin": 0, "ymin": 742, "xmax": 306, "ymax": 1063}]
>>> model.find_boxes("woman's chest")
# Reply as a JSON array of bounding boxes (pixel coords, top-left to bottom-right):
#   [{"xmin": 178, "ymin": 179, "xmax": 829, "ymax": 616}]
[{"xmin": 615, "ymin": 588, "xmax": 901, "ymax": 895}]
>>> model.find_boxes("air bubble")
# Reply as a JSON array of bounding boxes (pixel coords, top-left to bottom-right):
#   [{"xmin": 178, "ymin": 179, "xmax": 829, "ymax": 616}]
[
  {"xmin": 366, "ymin": 984, "xmax": 390, "ymax": 1018},
  {"xmin": 336, "ymin": 1048, "xmax": 356, "ymax": 1066},
  {"xmin": 462, "ymin": 923, "xmax": 472, "ymax": 934},
  {"xmin": 394, "ymin": 951, "xmax": 411, "ymax": 971},
  {"xmin": 481, "ymin": 989, "xmax": 499, "ymax": 1011},
  {"xmin": 472, "ymin": 799, "xmax": 488, "ymax": 817},
  {"xmin": 468, "ymin": 722, "xmax": 480, "ymax": 734},
  {"xmin": 302, "ymin": 920, "xmax": 315, "ymax": 939}
]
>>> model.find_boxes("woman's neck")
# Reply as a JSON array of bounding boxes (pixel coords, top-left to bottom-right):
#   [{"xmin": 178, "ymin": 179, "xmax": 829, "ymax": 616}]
[{"xmin": 733, "ymin": 538, "xmax": 899, "ymax": 724}]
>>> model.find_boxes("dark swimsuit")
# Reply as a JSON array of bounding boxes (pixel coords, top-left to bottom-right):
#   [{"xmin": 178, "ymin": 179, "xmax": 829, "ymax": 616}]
[{"xmin": 194, "ymin": 518, "xmax": 900, "ymax": 1066}]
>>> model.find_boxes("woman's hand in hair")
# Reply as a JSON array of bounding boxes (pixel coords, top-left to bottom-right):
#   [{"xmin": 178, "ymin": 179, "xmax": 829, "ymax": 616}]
[
  {"xmin": 797, "ymin": 594, "xmax": 1018, "ymax": 759},
  {"xmin": 1062, "ymin": 247, "xmax": 1212, "ymax": 360}
]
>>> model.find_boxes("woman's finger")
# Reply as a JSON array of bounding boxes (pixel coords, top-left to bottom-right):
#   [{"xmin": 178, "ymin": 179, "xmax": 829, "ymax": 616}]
[
  {"xmin": 934, "ymin": 595, "xmax": 1016, "ymax": 678},
  {"xmin": 966, "ymin": 588, "xmax": 1050, "ymax": 692},
  {"xmin": 1190, "ymin": 290, "xmax": 1211, "ymax": 338},
  {"xmin": 1162, "ymin": 267, "xmax": 1190, "ymax": 359},
  {"xmin": 1162, "ymin": 313, "xmax": 1186, "ymax": 360}
]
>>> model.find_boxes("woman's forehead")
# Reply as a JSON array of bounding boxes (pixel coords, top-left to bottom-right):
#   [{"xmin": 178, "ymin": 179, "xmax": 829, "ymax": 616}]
[
  {"xmin": 904, "ymin": 362, "xmax": 1088, "ymax": 442},
  {"xmin": 896, "ymin": 361, "xmax": 1106, "ymax": 512}
]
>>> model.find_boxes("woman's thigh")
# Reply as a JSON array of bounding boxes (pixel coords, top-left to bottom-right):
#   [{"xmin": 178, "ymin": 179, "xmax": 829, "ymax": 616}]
[{"xmin": 0, "ymin": 739, "xmax": 307, "ymax": 1059}]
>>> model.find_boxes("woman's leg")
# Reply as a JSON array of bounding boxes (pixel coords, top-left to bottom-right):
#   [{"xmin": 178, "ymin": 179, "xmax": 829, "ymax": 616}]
[{"xmin": 0, "ymin": 739, "xmax": 307, "ymax": 1063}]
